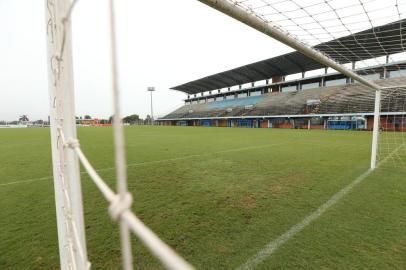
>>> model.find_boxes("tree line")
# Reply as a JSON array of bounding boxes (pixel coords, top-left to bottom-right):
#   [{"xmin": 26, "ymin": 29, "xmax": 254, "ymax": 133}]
[{"xmin": 0, "ymin": 114, "xmax": 153, "ymax": 126}]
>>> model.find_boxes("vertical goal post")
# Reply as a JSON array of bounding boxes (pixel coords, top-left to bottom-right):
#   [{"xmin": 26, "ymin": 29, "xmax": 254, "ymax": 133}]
[
  {"xmin": 44, "ymin": 0, "xmax": 404, "ymax": 269},
  {"xmin": 45, "ymin": 0, "xmax": 195, "ymax": 269},
  {"xmin": 197, "ymin": 0, "xmax": 383, "ymax": 170},
  {"xmin": 45, "ymin": 0, "xmax": 89, "ymax": 268}
]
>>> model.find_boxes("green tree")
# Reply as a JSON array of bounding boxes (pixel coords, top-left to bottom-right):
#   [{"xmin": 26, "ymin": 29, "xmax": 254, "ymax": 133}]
[
  {"xmin": 144, "ymin": 115, "xmax": 152, "ymax": 125},
  {"xmin": 19, "ymin": 115, "xmax": 29, "ymax": 122},
  {"xmin": 123, "ymin": 114, "xmax": 140, "ymax": 124},
  {"xmin": 84, "ymin": 115, "xmax": 91, "ymax": 119}
]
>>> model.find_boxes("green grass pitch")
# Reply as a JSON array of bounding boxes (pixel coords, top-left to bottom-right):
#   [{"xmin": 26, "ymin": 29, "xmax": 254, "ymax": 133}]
[{"xmin": 1, "ymin": 126, "xmax": 406, "ymax": 269}]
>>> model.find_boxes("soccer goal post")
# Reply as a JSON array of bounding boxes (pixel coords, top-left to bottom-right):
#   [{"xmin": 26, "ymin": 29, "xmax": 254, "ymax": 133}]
[
  {"xmin": 45, "ymin": 0, "xmax": 89, "ymax": 268},
  {"xmin": 197, "ymin": 0, "xmax": 406, "ymax": 170},
  {"xmin": 44, "ymin": 0, "xmax": 405, "ymax": 269},
  {"xmin": 45, "ymin": 0, "xmax": 194, "ymax": 269}
]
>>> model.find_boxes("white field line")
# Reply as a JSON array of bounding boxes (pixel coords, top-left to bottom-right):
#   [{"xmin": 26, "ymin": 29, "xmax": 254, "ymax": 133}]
[
  {"xmin": 236, "ymin": 143, "xmax": 406, "ymax": 270},
  {"xmin": 0, "ymin": 142, "xmax": 287, "ymax": 187},
  {"xmin": 0, "ymin": 176, "xmax": 51, "ymax": 187}
]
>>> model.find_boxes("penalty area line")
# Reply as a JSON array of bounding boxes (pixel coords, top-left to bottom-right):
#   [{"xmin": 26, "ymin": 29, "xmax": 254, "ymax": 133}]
[{"xmin": 236, "ymin": 143, "xmax": 404, "ymax": 270}]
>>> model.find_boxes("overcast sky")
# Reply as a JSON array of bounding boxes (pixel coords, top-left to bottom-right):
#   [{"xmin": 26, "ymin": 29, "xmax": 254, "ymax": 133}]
[{"xmin": 0, "ymin": 0, "xmax": 293, "ymax": 121}]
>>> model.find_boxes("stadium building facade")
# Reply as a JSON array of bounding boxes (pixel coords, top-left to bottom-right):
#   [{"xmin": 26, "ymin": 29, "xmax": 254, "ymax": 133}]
[{"xmin": 159, "ymin": 20, "xmax": 406, "ymax": 131}]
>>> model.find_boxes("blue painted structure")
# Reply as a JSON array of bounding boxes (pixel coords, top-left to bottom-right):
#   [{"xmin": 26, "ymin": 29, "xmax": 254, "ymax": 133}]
[
  {"xmin": 177, "ymin": 121, "xmax": 188, "ymax": 126},
  {"xmin": 201, "ymin": 120, "xmax": 212, "ymax": 127},
  {"xmin": 207, "ymin": 96, "xmax": 263, "ymax": 109},
  {"xmin": 236, "ymin": 119, "xmax": 253, "ymax": 128},
  {"xmin": 327, "ymin": 120, "xmax": 352, "ymax": 130}
]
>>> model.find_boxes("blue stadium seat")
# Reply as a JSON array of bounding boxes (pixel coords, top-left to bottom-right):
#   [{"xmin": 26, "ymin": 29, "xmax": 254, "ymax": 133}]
[{"xmin": 207, "ymin": 96, "xmax": 263, "ymax": 109}]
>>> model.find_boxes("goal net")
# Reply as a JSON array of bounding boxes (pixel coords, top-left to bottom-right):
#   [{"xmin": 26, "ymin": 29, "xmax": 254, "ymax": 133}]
[
  {"xmin": 198, "ymin": 0, "xmax": 406, "ymax": 169},
  {"xmin": 379, "ymin": 86, "xmax": 406, "ymax": 168},
  {"xmin": 45, "ymin": 0, "xmax": 406, "ymax": 269}
]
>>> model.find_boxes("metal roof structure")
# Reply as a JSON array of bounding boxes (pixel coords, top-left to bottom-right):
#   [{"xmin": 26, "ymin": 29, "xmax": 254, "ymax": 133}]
[{"xmin": 171, "ymin": 19, "xmax": 406, "ymax": 94}]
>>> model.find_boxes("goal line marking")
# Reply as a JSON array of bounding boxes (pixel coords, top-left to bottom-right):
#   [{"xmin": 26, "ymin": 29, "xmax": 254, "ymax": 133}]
[
  {"xmin": 0, "ymin": 142, "xmax": 287, "ymax": 187},
  {"xmin": 236, "ymin": 143, "xmax": 405, "ymax": 270},
  {"xmin": 0, "ymin": 176, "xmax": 52, "ymax": 187}
]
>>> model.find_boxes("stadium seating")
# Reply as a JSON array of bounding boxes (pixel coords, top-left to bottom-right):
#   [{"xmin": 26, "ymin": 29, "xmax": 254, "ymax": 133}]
[{"xmin": 161, "ymin": 77, "xmax": 406, "ymax": 120}]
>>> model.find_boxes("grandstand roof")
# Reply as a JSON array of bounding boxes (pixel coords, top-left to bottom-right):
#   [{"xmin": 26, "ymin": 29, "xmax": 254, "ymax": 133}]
[
  {"xmin": 171, "ymin": 19, "xmax": 406, "ymax": 94},
  {"xmin": 162, "ymin": 77, "xmax": 406, "ymax": 120}
]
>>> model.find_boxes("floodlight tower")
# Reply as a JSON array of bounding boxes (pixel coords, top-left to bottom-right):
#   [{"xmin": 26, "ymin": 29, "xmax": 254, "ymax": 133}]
[{"xmin": 147, "ymin": 87, "xmax": 155, "ymax": 125}]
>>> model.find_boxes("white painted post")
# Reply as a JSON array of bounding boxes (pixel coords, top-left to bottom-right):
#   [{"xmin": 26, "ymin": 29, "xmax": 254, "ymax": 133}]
[
  {"xmin": 198, "ymin": 0, "xmax": 380, "ymax": 91},
  {"xmin": 371, "ymin": 89, "xmax": 381, "ymax": 169},
  {"xmin": 108, "ymin": 0, "xmax": 133, "ymax": 269},
  {"xmin": 45, "ymin": 0, "xmax": 88, "ymax": 269},
  {"xmin": 198, "ymin": 0, "xmax": 384, "ymax": 170}
]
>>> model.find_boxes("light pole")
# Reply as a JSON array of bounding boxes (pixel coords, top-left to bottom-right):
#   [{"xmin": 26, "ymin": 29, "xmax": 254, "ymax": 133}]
[{"xmin": 147, "ymin": 87, "xmax": 155, "ymax": 125}]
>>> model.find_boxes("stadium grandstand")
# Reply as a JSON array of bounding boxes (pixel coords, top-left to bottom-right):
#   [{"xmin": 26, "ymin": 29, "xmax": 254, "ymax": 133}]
[{"xmin": 159, "ymin": 19, "xmax": 406, "ymax": 131}]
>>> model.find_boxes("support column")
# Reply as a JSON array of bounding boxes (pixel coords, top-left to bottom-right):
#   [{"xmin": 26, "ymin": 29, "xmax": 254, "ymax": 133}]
[
  {"xmin": 351, "ymin": 62, "xmax": 355, "ymax": 83},
  {"xmin": 383, "ymin": 67, "xmax": 387, "ymax": 79},
  {"xmin": 271, "ymin": 75, "xmax": 282, "ymax": 92}
]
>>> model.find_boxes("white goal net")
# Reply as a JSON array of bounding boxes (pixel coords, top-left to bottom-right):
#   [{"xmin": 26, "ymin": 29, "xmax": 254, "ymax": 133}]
[
  {"xmin": 45, "ymin": 0, "xmax": 406, "ymax": 269},
  {"xmin": 379, "ymin": 86, "xmax": 406, "ymax": 168},
  {"xmin": 198, "ymin": 0, "xmax": 406, "ymax": 169}
]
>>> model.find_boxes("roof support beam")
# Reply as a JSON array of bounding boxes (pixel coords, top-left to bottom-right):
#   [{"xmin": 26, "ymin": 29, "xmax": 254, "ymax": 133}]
[{"xmin": 198, "ymin": 0, "xmax": 381, "ymax": 90}]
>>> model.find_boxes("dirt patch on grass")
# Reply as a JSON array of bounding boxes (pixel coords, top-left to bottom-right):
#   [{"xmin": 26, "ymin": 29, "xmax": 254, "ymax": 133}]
[
  {"xmin": 221, "ymin": 193, "xmax": 258, "ymax": 210},
  {"xmin": 263, "ymin": 173, "xmax": 309, "ymax": 197},
  {"xmin": 221, "ymin": 173, "xmax": 309, "ymax": 210}
]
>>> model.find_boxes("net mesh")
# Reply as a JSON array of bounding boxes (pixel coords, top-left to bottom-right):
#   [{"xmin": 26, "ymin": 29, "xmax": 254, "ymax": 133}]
[
  {"xmin": 209, "ymin": 0, "xmax": 406, "ymax": 168},
  {"xmin": 227, "ymin": 0, "xmax": 406, "ymax": 75},
  {"xmin": 379, "ymin": 86, "xmax": 406, "ymax": 167}
]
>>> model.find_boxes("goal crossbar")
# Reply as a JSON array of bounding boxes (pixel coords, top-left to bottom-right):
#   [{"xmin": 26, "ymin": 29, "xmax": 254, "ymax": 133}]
[
  {"xmin": 197, "ymin": 0, "xmax": 381, "ymax": 91},
  {"xmin": 197, "ymin": 0, "xmax": 383, "ymax": 169}
]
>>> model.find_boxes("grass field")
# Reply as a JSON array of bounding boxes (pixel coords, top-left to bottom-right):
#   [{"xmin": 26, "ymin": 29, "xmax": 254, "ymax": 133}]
[{"xmin": 1, "ymin": 126, "xmax": 406, "ymax": 269}]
